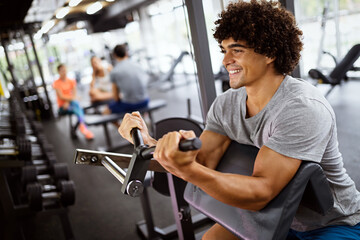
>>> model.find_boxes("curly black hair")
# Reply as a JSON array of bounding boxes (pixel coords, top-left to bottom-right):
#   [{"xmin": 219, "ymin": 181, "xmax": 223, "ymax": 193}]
[{"xmin": 214, "ymin": 0, "xmax": 303, "ymax": 75}]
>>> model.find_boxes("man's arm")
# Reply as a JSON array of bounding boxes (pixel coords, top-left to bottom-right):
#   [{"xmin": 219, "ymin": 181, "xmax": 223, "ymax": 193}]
[
  {"xmin": 112, "ymin": 83, "xmax": 120, "ymax": 101},
  {"xmin": 196, "ymin": 130, "xmax": 231, "ymax": 169},
  {"xmin": 154, "ymin": 131, "xmax": 301, "ymax": 211}
]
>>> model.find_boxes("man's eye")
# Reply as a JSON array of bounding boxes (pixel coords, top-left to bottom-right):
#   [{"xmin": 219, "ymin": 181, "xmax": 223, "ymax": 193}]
[
  {"xmin": 233, "ymin": 49, "xmax": 243, "ymax": 53},
  {"xmin": 220, "ymin": 49, "xmax": 226, "ymax": 54}
]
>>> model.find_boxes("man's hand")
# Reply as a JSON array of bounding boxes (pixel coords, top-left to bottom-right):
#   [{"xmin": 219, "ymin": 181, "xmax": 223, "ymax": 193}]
[
  {"xmin": 118, "ymin": 111, "xmax": 156, "ymax": 146},
  {"xmin": 153, "ymin": 130, "xmax": 199, "ymax": 178}
]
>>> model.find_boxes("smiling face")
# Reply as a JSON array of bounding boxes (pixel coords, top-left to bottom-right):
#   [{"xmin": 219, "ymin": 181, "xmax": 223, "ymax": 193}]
[{"xmin": 221, "ymin": 38, "xmax": 274, "ymax": 89}]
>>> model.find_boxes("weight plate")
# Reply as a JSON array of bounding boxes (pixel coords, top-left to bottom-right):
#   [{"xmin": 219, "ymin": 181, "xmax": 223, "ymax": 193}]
[
  {"xmin": 27, "ymin": 182, "xmax": 43, "ymax": 211},
  {"xmin": 17, "ymin": 137, "xmax": 32, "ymax": 161},
  {"xmin": 15, "ymin": 118, "xmax": 26, "ymax": 135},
  {"xmin": 59, "ymin": 180, "xmax": 75, "ymax": 207},
  {"xmin": 21, "ymin": 165, "xmax": 37, "ymax": 184},
  {"xmin": 53, "ymin": 163, "xmax": 69, "ymax": 181}
]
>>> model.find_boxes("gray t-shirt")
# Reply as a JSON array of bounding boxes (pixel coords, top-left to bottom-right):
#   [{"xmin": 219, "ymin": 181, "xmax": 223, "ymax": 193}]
[
  {"xmin": 206, "ymin": 75, "xmax": 360, "ymax": 231},
  {"xmin": 110, "ymin": 59, "xmax": 149, "ymax": 103}
]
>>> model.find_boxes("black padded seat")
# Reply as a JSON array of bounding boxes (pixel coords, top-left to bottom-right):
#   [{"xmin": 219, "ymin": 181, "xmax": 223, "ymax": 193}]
[{"xmin": 184, "ymin": 141, "xmax": 334, "ymax": 240}]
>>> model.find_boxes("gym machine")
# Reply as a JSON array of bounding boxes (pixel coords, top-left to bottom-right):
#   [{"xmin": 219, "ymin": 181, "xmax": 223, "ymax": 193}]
[
  {"xmin": 74, "ymin": 128, "xmax": 201, "ymax": 197},
  {"xmin": 75, "ymin": 119, "xmax": 335, "ymax": 240},
  {"xmin": 74, "ymin": 126, "xmax": 205, "ymax": 240}
]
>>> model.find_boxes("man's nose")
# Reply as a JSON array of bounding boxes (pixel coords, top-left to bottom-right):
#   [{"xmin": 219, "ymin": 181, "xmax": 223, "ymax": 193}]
[{"xmin": 222, "ymin": 52, "xmax": 235, "ymax": 66}]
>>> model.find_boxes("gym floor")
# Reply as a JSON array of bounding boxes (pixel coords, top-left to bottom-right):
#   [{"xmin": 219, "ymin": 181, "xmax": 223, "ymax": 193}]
[{"xmin": 22, "ymin": 75, "xmax": 360, "ymax": 240}]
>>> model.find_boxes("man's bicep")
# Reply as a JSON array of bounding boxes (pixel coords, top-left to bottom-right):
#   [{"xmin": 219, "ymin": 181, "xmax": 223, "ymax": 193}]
[
  {"xmin": 252, "ymin": 146, "xmax": 302, "ymax": 201},
  {"xmin": 197, "ymin": 130, "xmax": 231, "ymax": 169}
]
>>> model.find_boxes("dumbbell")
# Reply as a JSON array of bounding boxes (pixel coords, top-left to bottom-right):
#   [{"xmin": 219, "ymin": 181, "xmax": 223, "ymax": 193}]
[
  {"xmin": 0, "ymin": 137, "xmax": 32, "ymax": 160},
  {"xmin": 21, "ymin": 163, "xmax": 69, "ymax": 185},
  {"xmin": 0, "ymin": 137, "xmax": 51, "ymax": 160},
  {"xmin": 26, "ymin": 180, "xmax": 75, "ymax": 211},
  {"xmin": 0, "ymin": 115, "xmax": 26, "ymax": 136},
  {"xmin": 29, "ymin": 121, "xmax": 44, "ymax": 134},
  {"xmin": 22, "ymin": 133, "xmax": 55, "ymax": 154}
]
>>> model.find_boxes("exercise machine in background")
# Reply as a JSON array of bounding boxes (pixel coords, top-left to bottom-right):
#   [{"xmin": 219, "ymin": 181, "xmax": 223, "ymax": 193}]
[{"xmin": 309, "ymin": 44, "xmax": 360, "ymax": 97}]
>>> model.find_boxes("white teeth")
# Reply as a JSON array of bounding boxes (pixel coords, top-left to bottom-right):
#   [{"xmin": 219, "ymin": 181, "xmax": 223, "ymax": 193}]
[{"xmin": 229, "ymin": 70, "xmax": 241, "ymax": 74}]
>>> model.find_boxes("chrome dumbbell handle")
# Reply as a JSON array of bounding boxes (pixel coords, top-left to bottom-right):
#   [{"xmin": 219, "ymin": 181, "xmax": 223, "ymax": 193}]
[{"xmin": 101, "ymin": 156, "xmax": 127, "ymax": 184}]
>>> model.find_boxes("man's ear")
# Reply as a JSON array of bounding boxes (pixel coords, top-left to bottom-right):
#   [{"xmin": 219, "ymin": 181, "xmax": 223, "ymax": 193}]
[{"xmin": 266, "ymin": 56, "xmax": 276, "ymax": 64}]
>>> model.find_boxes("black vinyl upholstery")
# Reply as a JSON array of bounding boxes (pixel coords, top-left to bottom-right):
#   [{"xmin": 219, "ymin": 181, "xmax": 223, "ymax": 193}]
[{"xmin": 184, "ymin": 141, "xmax": 334, "ymax": 240}]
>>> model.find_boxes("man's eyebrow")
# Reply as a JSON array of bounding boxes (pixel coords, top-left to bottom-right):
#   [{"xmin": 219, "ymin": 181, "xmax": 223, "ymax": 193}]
[
  {"xmin": 219, "ymin": 43, "xmax": 249, "ymax": 49},
  {"xmin": 228, "ymin": 43, "xmax": 249, "ymax": 48}
]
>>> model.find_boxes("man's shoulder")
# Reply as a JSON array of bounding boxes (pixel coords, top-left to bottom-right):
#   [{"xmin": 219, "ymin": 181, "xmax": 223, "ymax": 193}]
[
  {"xmin": 112, "ymin": 62, "xmax": 128, "ymax": 73},
  {"xmin": 283, "ymin": 76, "xmax": 322, "ymax": 99},
  {"xmin": 278, "ymin": 92, "xmax": 334, "ymax": 123}
]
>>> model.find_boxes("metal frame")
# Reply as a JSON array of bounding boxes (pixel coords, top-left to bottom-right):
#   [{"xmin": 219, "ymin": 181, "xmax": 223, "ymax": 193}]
[
  {"xmin": 279, "ymin": 0, "xmax": 301, "ymax": 78},
  {"xmin": 28, "ymin": 31, "xmax": 54, "ymax": 119},
  {"xmin": 184, "ymin": 0, "xmax": 217, "ymax": 120}
]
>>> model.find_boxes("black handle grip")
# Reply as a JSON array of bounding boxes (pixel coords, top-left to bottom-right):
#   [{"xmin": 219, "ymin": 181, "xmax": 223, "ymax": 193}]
[
  {"xmin": 140, "ymin": 138, "xmax": 202, "ymax": 160},
  {"xmin": 131, "ymin": 128, "xmax": 144, "ymax": 148},
  {"xmin": 179, "ymin": 138, "xmax": 202, "ymax": 151}
]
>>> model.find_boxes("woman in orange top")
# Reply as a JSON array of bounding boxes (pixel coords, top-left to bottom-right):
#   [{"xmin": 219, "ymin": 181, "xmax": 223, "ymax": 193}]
[{"xmin": 53, "ymin": 64, "xmax": 94, "ymax": 140}]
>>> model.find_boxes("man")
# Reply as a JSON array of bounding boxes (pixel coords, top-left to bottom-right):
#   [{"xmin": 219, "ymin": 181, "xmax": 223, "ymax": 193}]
[
  {"xmin": 118, "ymin": 1, "xmax": 360, "ymax": 239},
  {"xmin": 103, "ymin": 44, "xmax": 149, "ymax": 115},
  {"xmin": 53, "ymin": 64, "xmax": 94, "ymax": 140}
]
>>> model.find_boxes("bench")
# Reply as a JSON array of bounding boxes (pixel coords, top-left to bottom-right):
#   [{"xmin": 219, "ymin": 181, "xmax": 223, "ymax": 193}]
[
  {"xmin": 74, "ymin": 99, "xmax": 167, "ymax": 150},
  {"xmin": 184, "ymin": 142, "xmax": 334, "ymax": 240},
  {"xmin": 82, "ymin": 100, "xmax": 111, "ymax": 114}
]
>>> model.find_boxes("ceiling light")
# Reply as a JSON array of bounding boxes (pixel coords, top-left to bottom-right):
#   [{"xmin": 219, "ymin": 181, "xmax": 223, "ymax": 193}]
[
  {"xmin": 106, "ymin": 0, "xmax": 115, "ymax": 2},
  {"xmin": 34, "ymin": 31, "xmax": 43, "ymax": 40},
  {"xmin": 56, "ymin": 7, "xmax": 70, "ymax": 19},
  {"xmin": 86, "ymin": 2, "xmax": 103, "ymax": 15},
  {"xmin": 41, "ymin": 20, "xmax": 56, "ymax": 34},
  {"xmin": 69, "ymin": 0, "xmax": 82, "ymax": 7}
]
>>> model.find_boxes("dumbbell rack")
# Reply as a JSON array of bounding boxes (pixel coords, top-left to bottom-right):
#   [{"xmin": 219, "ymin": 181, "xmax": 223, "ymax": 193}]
[{"xmin": 0, "ymin": 95, "xmax": 75, "ymax": 240}]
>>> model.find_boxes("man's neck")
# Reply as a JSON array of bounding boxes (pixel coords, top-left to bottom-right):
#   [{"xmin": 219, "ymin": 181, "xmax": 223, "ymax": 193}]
[
  {"xmin": 245, "ymin": 73, "xmax": 285, "ymax": 118},
  {"xmin": 116, "ymin": 56, "xmax": 128, "ymax": 62}
]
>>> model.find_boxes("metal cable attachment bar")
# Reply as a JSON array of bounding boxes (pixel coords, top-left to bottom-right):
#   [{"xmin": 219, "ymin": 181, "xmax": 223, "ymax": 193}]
[{"xmin": 101, "ymin": 156, "xmax": 127, "ymax": 184}]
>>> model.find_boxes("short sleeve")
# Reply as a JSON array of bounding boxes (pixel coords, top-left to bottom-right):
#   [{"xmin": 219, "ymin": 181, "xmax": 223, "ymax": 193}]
[
  {"xmin": 265, "ymin": 98, "xmax": 334, "ymax": 162},
  {"xmin": 205, "ymin": 96, "xmax": 228, "ymax": 136},
  {"xmin": 52, "ymin": 80, "xmax": 59, "ymax": 90},
  {"xmin": 110, "ymin": 72, "xmax": 116, "ymax": 83}
]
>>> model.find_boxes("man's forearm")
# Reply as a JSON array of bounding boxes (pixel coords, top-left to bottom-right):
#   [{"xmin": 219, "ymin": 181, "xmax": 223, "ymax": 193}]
[{"xmin": 181, "ymin": 162, "xmax": 271, "ymax": 211}]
